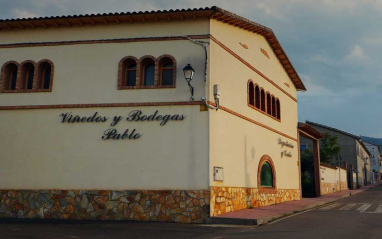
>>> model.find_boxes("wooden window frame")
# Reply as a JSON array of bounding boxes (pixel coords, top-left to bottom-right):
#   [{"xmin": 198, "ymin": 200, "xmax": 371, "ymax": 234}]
[
  {"xmin": 118, "ymin": 56, "xmax": 138, "ymax": 90},
  {"xmin": 158, "ymin": 55, "xmax": 176, "ymax": 88},
  {"xmin": 0, "ymin": 61, "xmax": 19, "ymax": 92},
  {"xmin": 19, "ymin": 61, "xmax": 36, "ymax": 92},
  {"xmin": 141, "ymin": 57, "xmax": 156, "ymax": 87},
  {"xmin": 36, "ymin": 59, "xmax": 54, "ymax": 92}
]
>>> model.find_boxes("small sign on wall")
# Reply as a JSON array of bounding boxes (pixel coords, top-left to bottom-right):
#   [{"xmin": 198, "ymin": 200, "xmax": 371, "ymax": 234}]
[{"xmin": 214, "ymin": 167, "xmax": 224, "ymax": 181}]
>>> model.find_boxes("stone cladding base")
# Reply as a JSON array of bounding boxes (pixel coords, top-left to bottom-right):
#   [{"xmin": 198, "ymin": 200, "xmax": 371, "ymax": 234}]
[
  {"xmin": 320, "ymin": 182, "xmax": 348, "ymax": 195},
  {"xmin": 210, "ymin": 186, "xmax": 300, "ymax": 217},
  {"xmin": 0, "ymin": 189, "xmax": 210, "ymax": 223}
]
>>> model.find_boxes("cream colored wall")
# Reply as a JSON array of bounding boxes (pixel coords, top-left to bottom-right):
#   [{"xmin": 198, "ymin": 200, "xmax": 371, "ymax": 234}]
[
  {"xmin": 0, "ymin": 20, "xmax": 209, "ymax": 44},
  {"xmin": 208, "ymin": 20, "xmax": 299, "ymax": 189},
  {"xmin": 209, "ymin": 110, "xmax": 299, "ymax": 189},
  {"xmin": 320, "ymin": 166, "xmax": 337, "ymax": 184},
  {"xmin": 320, "ymin": 165, "xmax": 347, "ymax": 185},
  {"xmin": 0, "ymin": 20, "xmax": 210, "ymax": 106},
  {"xmin": 209, "ymin": 20, "xmax": 298, "ymax": 139},
  {"xmin": 0, "ymin": 106, "xmax": 209, "ymax": 190},
  {"xmin": 209, "ymin": 20, "xmax": 297, "ymax": 98},
  {"xmin": 339, "ymin": 168, "xmax": 347, "ymax": 184}
]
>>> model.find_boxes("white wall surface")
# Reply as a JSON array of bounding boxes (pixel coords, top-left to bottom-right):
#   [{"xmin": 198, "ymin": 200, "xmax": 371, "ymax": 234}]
[{"xmin": 0, "ymin": 106, "xmax": 209, "ymax": 190}]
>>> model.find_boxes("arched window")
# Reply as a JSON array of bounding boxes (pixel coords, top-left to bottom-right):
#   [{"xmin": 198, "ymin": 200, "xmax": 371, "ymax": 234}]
[
  {"xmin": 159, "ymin": 57, "xmax": 175, "ymax": 86},
  {"xmin": 260, "ymin": 89, "xmax": 265, "ymax": 111},
  {"xmin": 141, "ymin": 58, "xmax": 155, "ymax": 86},
  {"xmin": 37, "ymin": 61, "xmax": 53, "ymax": 90},
  {"xmin": 248, "ymin": 82, "xmax": 254, "ymax": 106},
  {"xmin": 124, "ymin": 58, "xmax": 137, "ymax": 87},
  {"xmin": 255, "ymin": 85, "xmax": 260, "ymax": 109},
  {"xmin": 271, "ymin": 96, "xmax": 276, "ymax": 117},
  {"xmin": 21, "ymin": 62, "xmax": 35, "ymax": 90},
  {"xmin": 260, "ymin": 162, "xmax": 273, "ymax": 187},
  {"xmin": 258, "ymin": 155, "xmax": 275, "ymax": 188},
  {"xmin": 266, "ymin": 93, "xmax": 271, "ymax": 115},
  {"xmin": 1, "ymin": 63, "xmax": 18, "ymax": 91},
  {"xmin": 276, "ymin": 99, "xmax": 281, "ymax": 120}
]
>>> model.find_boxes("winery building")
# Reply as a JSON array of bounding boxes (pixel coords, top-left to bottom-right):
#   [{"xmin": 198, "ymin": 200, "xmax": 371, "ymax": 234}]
[{"xmin": 0, "ymin": 7, "xmax": 306, "ymax": 223}]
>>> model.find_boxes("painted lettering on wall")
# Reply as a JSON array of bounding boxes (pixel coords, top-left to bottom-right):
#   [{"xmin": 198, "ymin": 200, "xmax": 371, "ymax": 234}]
[
  {"xmin": 278, "ymin": 138, "xmax": 294, "ymax": 148},
  {"xmin": 59, "ymin": 110, "xmax": 186, "ymax": 140},
  {"xmin": 278, "ymin": 138, "xmax": 293, "ymax": 158}
]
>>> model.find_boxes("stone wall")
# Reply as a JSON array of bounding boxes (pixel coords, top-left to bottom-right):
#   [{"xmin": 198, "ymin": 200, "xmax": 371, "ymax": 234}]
[
  {"xmin": 210, "ymin": 187, "xmax": 300, "ymax": 217},
  {"xmin": 0, "ymin": 189, "xmax": 210, "ymax": 223},
  {"xmin": 320, "ymin": 182, "xmax": 348, "ymax": 195}
]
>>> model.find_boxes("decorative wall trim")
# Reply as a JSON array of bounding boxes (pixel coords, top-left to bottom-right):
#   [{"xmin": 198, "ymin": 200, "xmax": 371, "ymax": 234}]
[
  {"xmin": 0, "ymin": 101, "xmax": 203, "ymax": 110},
  {"xmin": 210, "ymin": 35, "xmax": 298, "ymax": 102},
  {"xmin": 208, "ymin": 101, "xmax": 298, "ymax": 142},
  {"xmin": 210, "ymin": 186, "xmax": 300, "ymax": 217},
  {"xmin": 260, "ymin": 48, "xmax": 270, "ymax": 59},
  {"xmin": 0, "ymin": 189, "xmax": 210, "ymax": 223}
]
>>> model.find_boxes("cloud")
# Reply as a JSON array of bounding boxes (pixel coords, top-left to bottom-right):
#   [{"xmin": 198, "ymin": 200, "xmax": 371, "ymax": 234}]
[
  {"xmin": 12, "ymin": 9, "xmax": 39, "ymax": 19},
  {"xmin": 344, "ymin": 45, "xmax": 367, "ymax": 61},
  {"xmin": 299, "ymin": 74, "xmax": 334, "ymax": 97}
]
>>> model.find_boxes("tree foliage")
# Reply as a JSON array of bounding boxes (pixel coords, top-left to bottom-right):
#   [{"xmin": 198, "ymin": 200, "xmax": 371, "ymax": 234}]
[
  {"xmin": 320, "ymin": 132, "xmax": 341, "ymax": 164},
  {"xmin": 300, "ymin": 149, "xmax": 315, "ymax": 197}
]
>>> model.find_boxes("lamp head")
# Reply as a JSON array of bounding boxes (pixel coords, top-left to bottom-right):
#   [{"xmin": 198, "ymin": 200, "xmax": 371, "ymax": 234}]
[{"xmin": 183, "ymin": 64, "xmax": 195, "ymax": 81}]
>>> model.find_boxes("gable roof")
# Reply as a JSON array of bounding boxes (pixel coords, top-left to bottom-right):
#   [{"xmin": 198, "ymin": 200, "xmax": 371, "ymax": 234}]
[
  {"xmin": 298, "ymin": 122, "xmax": 325, "ymax": 139},
  {"xmin": 306, "ymin": 120, "xmax": 371, "ymax": 156},
  {"xmin": 0, "ymin": 6, "xmax": 306, "ymax": 91}
]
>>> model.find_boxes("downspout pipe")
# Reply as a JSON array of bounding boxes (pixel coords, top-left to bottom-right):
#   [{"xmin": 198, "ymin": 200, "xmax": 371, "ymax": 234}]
[{"xmin": 185, "ymin": 36, "xmax": 218, "ymax": 110}]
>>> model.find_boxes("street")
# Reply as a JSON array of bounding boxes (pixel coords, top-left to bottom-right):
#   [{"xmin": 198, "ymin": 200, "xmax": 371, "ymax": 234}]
[{"xmin": 1, "ymin": 185, "xmax": 382, "ymax": 239}]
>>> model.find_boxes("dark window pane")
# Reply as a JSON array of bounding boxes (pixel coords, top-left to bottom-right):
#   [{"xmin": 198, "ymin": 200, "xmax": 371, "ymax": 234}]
[
  {"xmin": 162, "ymin": 69, "xmax": 173, "ymax": 85},
  {"xmin": 249, "ymin": 83, "xmax": 254, "ymax": 106},
  {"xmin": 126, "ymin": 70, "xmax": 136, "ymax": 86},
  {"xmin": 127, "ymin": 63, "xmax": 136, "ymax": 70},
  {"xmin": 27, "ymin": 68, "xmax": 34, "ymax": 89},
  {"xmin": 163, "ymin": 62, "xmax": 173, "ymax": 68},
  {"xmin": 10, "ymin": 69, "xmax": 17, "ymax": 90},
  {"xmin": 43, "ymin": 67, "xmax": 51, "ymax": 89},
  {"xmin": 144, "ymin": 64, "xmax": 155, "ymax": 86},
  {"xmin": 260, "ymin": 162, "xmax": 273, "ymax": 187}
]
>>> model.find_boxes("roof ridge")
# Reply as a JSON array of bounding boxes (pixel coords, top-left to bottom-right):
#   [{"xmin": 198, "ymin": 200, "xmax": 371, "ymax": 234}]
[{"xmin": 306, "ymin": 120, "xmax": 360, "ymax": 139}]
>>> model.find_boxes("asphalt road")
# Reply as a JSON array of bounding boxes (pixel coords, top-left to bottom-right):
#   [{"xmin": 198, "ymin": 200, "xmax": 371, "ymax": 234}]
[{"xmin": 1, "ymin": 185, "xmax": 382, "ymax": 239}]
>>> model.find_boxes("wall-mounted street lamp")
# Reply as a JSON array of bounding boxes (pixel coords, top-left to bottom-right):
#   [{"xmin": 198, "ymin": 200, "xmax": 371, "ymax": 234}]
[{"xmin": 183, "ymin": 63, "xmax": 195, "ymax": 101}]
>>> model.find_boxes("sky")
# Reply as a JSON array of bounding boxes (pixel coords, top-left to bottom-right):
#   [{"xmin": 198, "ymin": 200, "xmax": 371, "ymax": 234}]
[{"xmin": 1, "ymin": 0, "xmax": 382, "ymax": 137}]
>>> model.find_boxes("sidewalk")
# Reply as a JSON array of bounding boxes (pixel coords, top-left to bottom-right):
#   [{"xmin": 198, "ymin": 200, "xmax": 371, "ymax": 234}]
[{"xmin": 207, "ymin": 184, "xmax": 379, "ymax": 225}]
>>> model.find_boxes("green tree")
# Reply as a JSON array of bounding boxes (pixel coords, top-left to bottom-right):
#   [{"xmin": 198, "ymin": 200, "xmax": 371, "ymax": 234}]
[{"xmin": 320, "ymin": 132, "xmax": 341, "ymax": 164}]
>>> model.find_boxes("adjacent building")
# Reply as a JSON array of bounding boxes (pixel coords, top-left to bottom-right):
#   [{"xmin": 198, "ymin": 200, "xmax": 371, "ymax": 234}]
[
  {"xmin": 0, "ymin": 7, "xmax": 305, "ymax": 222},
  {"xmin": 302, "ymin": 121, "xmax": 371, "ymax": 188},
  {"xmin": 363, "ymin": 141, "xmax": 381, "ymax": 183}
]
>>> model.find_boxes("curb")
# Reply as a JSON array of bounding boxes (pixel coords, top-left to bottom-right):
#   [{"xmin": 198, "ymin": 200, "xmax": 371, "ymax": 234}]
[{"xmin": 207, "ymin": 184, "xmax": 378, "ymax": 226}]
